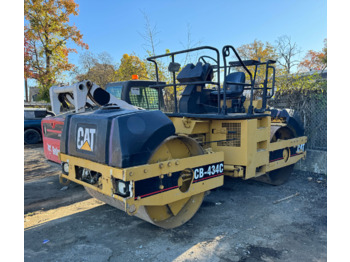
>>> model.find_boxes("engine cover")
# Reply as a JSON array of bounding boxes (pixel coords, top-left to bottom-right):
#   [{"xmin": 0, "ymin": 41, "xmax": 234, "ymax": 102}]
[{"xmin": 60, "ymin": 108, "xmax": 175, "ymax": 168}]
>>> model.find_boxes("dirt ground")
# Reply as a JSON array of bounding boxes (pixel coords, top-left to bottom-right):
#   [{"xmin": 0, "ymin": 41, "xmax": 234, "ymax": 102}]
[{"xmin": 24, "ymin": 144, "xmax": 327, "ymax": 262}]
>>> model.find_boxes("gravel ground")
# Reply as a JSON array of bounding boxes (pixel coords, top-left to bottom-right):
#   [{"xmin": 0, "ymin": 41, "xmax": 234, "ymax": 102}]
[{"xmin": 24, "ymin": 144, "xmax": 327, "ymax": 262}]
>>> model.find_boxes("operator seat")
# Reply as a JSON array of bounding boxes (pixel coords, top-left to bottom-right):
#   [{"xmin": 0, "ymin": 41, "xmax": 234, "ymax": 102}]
[
  {"xmin": 211, "ymin": 72, "xmax": 245, "ymax": 97},
  {"xmin": 210, "ymin": 72, "xmax": 246, "ymax": 113}
]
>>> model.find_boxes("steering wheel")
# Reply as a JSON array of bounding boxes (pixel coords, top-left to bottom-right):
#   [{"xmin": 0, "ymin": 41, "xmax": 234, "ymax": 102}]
[
  {"xmin": 198, "ymin": 55, "xmax": 218, "ymax": 65},
  {"xmin": 198, "ymin": 55, "xmax": 219, "ymax": 75}
]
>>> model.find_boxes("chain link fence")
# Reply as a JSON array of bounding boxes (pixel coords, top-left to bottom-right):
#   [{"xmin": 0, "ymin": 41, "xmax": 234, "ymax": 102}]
[{"xmin": 269, "ymin": 92, "xmax": 327, "ymax": 151}]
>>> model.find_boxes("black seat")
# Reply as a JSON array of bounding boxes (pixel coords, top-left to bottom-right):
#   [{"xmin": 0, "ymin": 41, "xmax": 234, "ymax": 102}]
[
  {"xmin": 177, "ymin": 62, "xmax": 213, "ymax": 83},
  {"xmin": 177, "ymin": 62, "xmax": 214, "ymax": 114},
  {"xmin": 211, "ymin": 72, "xmax": 245, "ymax": 97}
]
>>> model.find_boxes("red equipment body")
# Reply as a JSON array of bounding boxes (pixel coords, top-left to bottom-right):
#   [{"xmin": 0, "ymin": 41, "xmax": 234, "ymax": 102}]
[{"xmin": 41, "ymin": 116, "xmax": 65, "ymax": 163}]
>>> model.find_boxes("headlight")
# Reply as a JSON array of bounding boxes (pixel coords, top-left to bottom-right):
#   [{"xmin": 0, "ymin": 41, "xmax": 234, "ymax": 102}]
[
  {"xmin": 115, "ymin": 180, "xmax": 130, "ymax": 197},
  {"xmin": 62, "ymin": 162, "xmax": 69, "ymax": 174}
]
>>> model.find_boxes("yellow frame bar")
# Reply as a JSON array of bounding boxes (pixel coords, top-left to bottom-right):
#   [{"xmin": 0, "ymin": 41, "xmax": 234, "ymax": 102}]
[
  {"xmin": 269, "ymin": 136, "xmax": 307, "ymax": 152},
  {"xmin": 59, "ymin": 152, "xmax": 225, "ymax": 213}
]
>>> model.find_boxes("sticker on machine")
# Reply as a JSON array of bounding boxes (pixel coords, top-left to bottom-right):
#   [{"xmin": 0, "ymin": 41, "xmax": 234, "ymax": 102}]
[
  {"xmin": 76, "ymin": 125, "xmax": 97, "ymax": 152},
  {"xmin": 130, "ymin": 87, "xmax": 141, "ymax": 95},
  {"xmin": 192, "ymin": 162, "xmax": 224, "ymax": 183},
  {"xmin": 134, "ymin": 161, "xmax": 225, "ymax": 199}
]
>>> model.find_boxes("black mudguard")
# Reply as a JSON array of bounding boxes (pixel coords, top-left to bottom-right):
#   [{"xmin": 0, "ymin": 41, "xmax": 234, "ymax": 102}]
[{"xmin": 270, "ymin": 108, "xmax": 304, "ymax": 136}]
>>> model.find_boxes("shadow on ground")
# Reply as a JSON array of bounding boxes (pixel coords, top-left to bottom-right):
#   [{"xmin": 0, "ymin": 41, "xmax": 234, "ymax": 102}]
[{"xmin": 24, "ymin": 171, "xmax": 327, "ymax": 262}]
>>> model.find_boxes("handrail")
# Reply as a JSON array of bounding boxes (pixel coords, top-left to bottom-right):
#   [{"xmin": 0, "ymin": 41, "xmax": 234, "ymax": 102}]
[
  {"xmin": 255, "ymin": 61, "xmax": 275, "ymax": 113},
  {"xmin": 147, "ymin": 46, "xmax": 221, "ymax": 114},
  {"xmin": 147, "ymin": 46, "xmax": 220, "ymax": 61},
  {"xmin": 147, "ymin": 59, "xmax": 161, "ymax": 110},
  {"xmin": 146, "ymin": 45, "xmax": 276, "ymax": 116},
  {"xmin": 151, "ymin": 81, "xmax": 220, "ymax": 88},
  {"xmin": 266, "ymin": 66, "xmax": 276, "ymax": 99},
  {"xmin": 222, "ymin": 45, "xmax": 276, "ymax": 115},
  {"xmin": 222, "ymin": 45, "xmax": 254, "ymax": 114}
]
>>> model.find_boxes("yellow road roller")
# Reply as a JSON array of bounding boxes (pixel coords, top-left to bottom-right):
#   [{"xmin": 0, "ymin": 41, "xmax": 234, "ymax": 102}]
[{"xmin": 59, "ymin": 45, "xmax": 307, "ymax": 229}]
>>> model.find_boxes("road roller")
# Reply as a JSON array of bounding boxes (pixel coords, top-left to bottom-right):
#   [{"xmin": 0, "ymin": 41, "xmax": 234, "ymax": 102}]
[{"xmin": 58, "ymin": 45, "xmax": 307, "ymax": 229}]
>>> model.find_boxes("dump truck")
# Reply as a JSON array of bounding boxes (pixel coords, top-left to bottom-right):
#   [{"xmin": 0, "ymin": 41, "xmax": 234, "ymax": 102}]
[{"xmin": 58, "ymin": 45, "xmax": 307, "ymax": 229}]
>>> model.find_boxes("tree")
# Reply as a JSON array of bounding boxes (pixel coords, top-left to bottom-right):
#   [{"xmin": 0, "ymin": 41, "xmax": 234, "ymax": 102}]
[
  {"xmin": 273, "ymin": 38, "xmax": 327, "ymax": 97},
  {"xmin": 275, "ymin": 35, "xmax": 302, "ymax": 74},
  {"xmin": 298, "ymin": 39, "xmax": 327, "ymax": 72},
  {"xmin": 138, "ymin": 10, "xmax": 169, "ymax": 82},
  {"xmin": 115, "ymin": 54, "xmax": 149, "ymax": 81},
  {"xmin": 139, "ymin": 10, "xmax": 160, "ymax": 57},
  {"xmin": 24, "ymin": 0, "xmax": 88, "ymax": 101},
  {"xmin": 179, "ymin": 23, "xmax": 202, "ymax": 65},
  {"xmin": 138, "ymin": 11, "xmax": 173, "ymax": 110},
  {"xmin": 321, "ymin": 38, "xmax": 327, "ymax": 66},
  {"xmin": 236, "ymin": 40, "xmax": 278, "ymax": 86},
  {"xmin": 237, "ymin": 40, "xmax": 277, "ymax": 62},
  {"xmin": 75, "ymin": 52, "xmax": 116, "ymax": 88},
  {"xmin": 139, "ymin": 11, "xmax": 205, "ymax": 111},
  {"xmin": 275, "ymin": 71, "xmax": 326, "ymax": 95},
  {"xmin": 24, "ymin": 31, "xmax": 34, "ymax": 79},
  {"xmin": 299, "ymin": 51, "xmax": 325, "ymax": 71},
  {"xmin": 24, "ymin": 30, "xmax": 35, "ymax": 101}
]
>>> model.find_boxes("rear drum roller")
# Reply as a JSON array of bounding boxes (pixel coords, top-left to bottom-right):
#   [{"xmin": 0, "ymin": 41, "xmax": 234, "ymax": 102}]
[
  {"xmin": 254, "ymin": 125, "xmax": 296, "ymax": 186},
  {"xmin": 85, "ymin": 136, "xmax": 206, "ymax": 229}
]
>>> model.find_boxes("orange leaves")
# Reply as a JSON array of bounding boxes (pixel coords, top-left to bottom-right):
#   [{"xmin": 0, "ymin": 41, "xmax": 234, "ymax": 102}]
[
  {"xmin": 24, "ymin": 30, "xmax": 37, "ymax": 79},
  {"xmin": 298, "ymin": 38, "xmax": 327, "ymax": 72},
  {"xmin": 24, "ymin": 0, "xmax": 88, "ymax": 100},
  {"xmin": 299, "ymin": 50, "xmax": 326, "ymax": 72}
]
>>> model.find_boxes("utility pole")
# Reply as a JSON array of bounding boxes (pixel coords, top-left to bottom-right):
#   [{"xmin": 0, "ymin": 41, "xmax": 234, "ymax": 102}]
[{"xmin": 25, "ymin": 78, "xmax": 29, "ymax": 102}]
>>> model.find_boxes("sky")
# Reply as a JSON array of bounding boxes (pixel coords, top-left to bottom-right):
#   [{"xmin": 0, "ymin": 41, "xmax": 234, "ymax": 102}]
[
  {"xmin": 24, "ymin": 0, "xmax": 327, "ymax": 93},
  {"xmin": 67, "ymin": 0, "xmax": 327, "ymax": 68}
]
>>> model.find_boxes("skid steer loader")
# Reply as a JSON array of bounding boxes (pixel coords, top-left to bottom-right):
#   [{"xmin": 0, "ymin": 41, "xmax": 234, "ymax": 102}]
[{"xmin": 58, "ymin": 45, "xmax": 307, "ymax": 229}]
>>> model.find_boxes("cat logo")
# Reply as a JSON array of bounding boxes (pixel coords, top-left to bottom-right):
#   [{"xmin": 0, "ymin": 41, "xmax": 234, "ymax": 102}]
[{"xmin": 77, "ymin": 127, "xmax": 96, "ymax": 152}]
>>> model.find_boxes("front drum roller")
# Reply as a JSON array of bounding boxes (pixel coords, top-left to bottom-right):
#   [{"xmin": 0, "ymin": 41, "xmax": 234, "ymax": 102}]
[
  {"xmin": 85, "ymin": 136, "xmax": 206, "ymax": 229},
  {"xmin": 254, "ymin": 125, "xmax": 296, "ymax": 186}
]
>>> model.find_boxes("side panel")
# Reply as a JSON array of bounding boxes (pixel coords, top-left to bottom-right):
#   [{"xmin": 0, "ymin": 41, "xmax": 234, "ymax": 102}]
[
  {"xmin": 43, "ymin": 137, "xmax": 61, "ymax": 163},
  {"xmin": 210, "ymin": 119, "xmax": 248, "ymax": 166},
  {"xmin": 170, "ymin": 116, "xmax": 305, "ymax": 180},
  {"xmin": 210, "ymin": 117, "xmax": 270, "ymax": 179},
  {"xmin": 41, "ymin": 117, "xmax": 65, "ymax": 163}
]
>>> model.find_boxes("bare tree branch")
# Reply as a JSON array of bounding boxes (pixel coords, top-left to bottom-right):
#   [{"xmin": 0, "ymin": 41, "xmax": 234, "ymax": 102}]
[
  {"xmin": 275, "ymin": 35, "xmax": 302, "ymax": 74},
  {"xmin": 139, "ymin": 10, "xmax": 160, "ymax": 56},
  {"xmin": 179, "ymin": 23, "xmax": 202, "ymax": 64}
]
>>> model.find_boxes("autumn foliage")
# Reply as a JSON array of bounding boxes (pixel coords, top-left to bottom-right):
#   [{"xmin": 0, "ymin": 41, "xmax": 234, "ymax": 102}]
[
  {"xmin": 24, "ymin": 0, "xmax": 88, "ymax": 100},
  {"xmin": 299, "ymin": 51, "xmax": 326, "ymax": 71},
  {"xmin": 299, "ymin": 39, "xmax": 327, "ymax": 72},
  {"xmin": 24, "ymin": 30, "xmax": 35, "ymax": 79},
  {"xmin": 115, "ymin": 54, "xmax": 149, "ymax": 81},
  {"xmin": 236, "ymin": 40, "xmax": 277, "ymax": 84}
]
